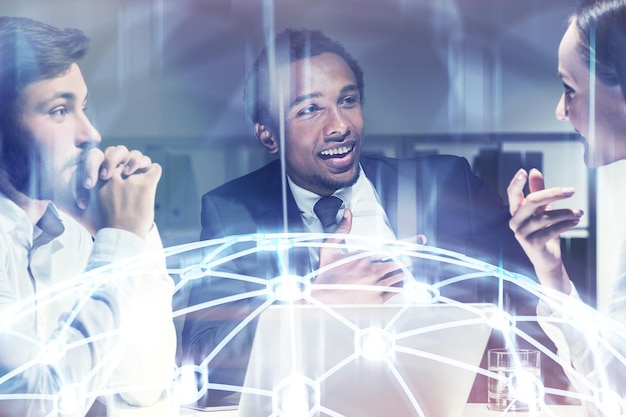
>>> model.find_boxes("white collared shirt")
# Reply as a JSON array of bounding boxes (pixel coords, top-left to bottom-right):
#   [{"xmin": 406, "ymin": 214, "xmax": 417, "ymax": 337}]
[
  {"xmin": 288, "ymin": 165, "xmax": 396, "ymax": 266},
  {"xmin": 0, "ymin": 192, "xmax": 175, "ymax": 414}
]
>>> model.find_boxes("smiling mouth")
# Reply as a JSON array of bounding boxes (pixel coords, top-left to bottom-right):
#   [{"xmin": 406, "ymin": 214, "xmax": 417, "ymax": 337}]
[{"xmin": 320, "ymin": 144, "xmax": 354, "ymax": 158}]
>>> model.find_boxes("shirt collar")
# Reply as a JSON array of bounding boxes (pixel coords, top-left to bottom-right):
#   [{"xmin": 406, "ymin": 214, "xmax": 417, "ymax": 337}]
[
  {"xmin": 33, "ymin": 203, "xmax": 65, "ymax": 246},
  {"xmin": 0, "ymin": 192, "xmax": 65, "ymax": 247},
  {"xmin": 287, "ymin": 165, "xmax": 366, "ymax": 217}
]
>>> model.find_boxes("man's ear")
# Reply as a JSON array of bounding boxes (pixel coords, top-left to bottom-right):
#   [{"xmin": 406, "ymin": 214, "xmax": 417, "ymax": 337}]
[{"xmin": 253, "ymin": 123, "xmax": 279, "ymax": 154}]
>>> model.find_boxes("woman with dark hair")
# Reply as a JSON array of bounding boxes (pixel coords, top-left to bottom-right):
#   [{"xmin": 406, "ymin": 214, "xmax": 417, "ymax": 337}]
[{"xmin": 507, "ymin": 0, "xmax": 626, "ymax": 414}]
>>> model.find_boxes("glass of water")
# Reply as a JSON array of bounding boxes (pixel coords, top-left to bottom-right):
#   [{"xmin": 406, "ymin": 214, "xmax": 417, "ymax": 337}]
[{"xmin": 487, "ymin": 348, "xmax": 542, "ymax": 412}]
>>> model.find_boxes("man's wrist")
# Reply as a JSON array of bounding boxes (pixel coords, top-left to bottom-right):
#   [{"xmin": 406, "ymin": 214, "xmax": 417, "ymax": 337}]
[{"xmin": 89, "ymin": 228, "xmax": 146, "ymax": 265}]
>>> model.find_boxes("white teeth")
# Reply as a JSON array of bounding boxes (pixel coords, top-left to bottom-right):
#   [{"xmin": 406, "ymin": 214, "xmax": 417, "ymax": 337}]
[{"xmin": 321, "ymin": 145, "xmax": 352, "ymax": 156}]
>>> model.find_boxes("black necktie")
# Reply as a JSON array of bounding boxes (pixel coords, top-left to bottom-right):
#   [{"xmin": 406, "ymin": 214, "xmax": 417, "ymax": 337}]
[{"xmin": 313, "ymin": 196, "xmax": 343, "ymax": 233}]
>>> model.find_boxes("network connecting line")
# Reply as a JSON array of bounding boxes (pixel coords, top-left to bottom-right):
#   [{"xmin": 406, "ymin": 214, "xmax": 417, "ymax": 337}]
[{"xmin": 2, "ymin": 233, "xmax": 625, "ymax": 416}]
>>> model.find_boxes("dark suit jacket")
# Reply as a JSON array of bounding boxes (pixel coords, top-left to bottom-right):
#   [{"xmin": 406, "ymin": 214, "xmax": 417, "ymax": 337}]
[
  {"xmin": 180, "ymin": 154, "xmax": 566, "ymax": 407},
  {"xmin": 199, "ymin": 154, "xmax": 533, "ymax": 267}
]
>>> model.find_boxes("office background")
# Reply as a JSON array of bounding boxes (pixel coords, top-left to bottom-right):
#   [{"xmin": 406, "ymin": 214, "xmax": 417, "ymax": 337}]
[{"xmin": 2, "ymin": 0, "xmax": 623, "ymax": 312}]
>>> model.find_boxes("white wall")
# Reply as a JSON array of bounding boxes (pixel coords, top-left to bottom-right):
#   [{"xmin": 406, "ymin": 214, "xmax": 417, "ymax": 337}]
[
  {"xmin": 0, "ymin": 0, "xmax": 578, "ymax": 140},
  {"xmin": 596, "ymin": 161, "xmax": 626, "ymax": 313}
]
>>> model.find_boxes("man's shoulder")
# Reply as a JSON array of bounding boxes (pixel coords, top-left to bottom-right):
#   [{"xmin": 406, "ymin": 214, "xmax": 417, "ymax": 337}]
[
  {"xmin": 204, "ymin": 159, "xmax": 281, "ymax": 198},
  {"xmin": 361, "ymin": 153, "xmax": 470, "ymax": 173},
  {"xmin": 0, "ymin": 192, "xmax": 26, "ymax": 231}
]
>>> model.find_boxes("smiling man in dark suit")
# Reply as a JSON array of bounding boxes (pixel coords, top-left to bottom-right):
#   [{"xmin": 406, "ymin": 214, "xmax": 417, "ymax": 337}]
[
  {"xmin": 180, "ymin": 28, "xmax": 565, "ymax": 408},
  {"xmin": 197, "ymin": 28, "xmax": 531, "ymax": 294}
]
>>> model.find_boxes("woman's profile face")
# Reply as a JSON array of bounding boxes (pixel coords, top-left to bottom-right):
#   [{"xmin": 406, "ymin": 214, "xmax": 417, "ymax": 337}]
[{"xmin": 555, "ymin": 20, "xmax": 626, "ymax": 168}]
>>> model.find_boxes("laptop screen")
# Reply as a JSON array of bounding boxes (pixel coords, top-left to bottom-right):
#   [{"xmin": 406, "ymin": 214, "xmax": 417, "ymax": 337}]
[{"xmin": 237, "ymin": 303, "xmax": 494, "ymax": 417}]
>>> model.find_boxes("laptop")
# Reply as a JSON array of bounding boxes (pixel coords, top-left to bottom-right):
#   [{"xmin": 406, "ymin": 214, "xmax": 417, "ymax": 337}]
[{"xmin": 237, "ymin": 303, "xmax": 494, "ymax": 417}]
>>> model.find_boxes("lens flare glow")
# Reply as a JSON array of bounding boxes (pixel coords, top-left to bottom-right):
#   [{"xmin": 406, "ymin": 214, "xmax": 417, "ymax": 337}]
[
  {"xmin": 508, "ymin": 369, "xmax": 544, "ymax": 407},
  {"xmin": 403, "ymin": 280, "xmax": 440, "ymax": 304},
  {"xmin": 172, "ymin": 365, "xmax": 207, "ymax": 406},
  {"xmin": 273, "ymin": 376, "xmax": 318, "ymax": 417},
  {"xmin": 357, "ymin": 328, "xmax": 395, "ymax": 360},
  {"xmin": 55, "ymin": 383, "xmax": 85, "ymax": 415},
  {"xmin": 269, "ymin": 275, "xmax": 311, "ymax": 302}
]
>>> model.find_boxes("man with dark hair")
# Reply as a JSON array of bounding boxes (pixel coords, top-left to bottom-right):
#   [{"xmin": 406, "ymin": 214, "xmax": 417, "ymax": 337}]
[
  {"xmin": 247, "ymin": 28, "xmax": 365, "ymax": 134},
  {"xmin": 181, "ymin": 28, "xmax": 566, "ymax": 407},
  {"xmin": 0, "ymin": 17, "xmax": 175, "ymax": 416}
]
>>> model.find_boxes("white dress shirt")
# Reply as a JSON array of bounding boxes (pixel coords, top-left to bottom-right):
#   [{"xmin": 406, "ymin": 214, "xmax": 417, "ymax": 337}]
[
  {"xmin": 537, "ymin": 271, "xmax": 626, "ymax": 416},
  {"xmin": 289, "ymin": 165, "xmax": 396, "ymax": 238},
  {"xmin": 0, "ymin": 192, "xmax": 175, "ymax": 416},
  {"xmin": 288, "ymin": 165, "xmax": 397, "ymax": 268}
]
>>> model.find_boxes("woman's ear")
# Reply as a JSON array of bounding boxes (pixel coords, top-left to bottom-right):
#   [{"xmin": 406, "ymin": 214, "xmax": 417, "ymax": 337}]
[{"xmin": 253, "ymin": 123, "xmax": 279, "ymax": 154}]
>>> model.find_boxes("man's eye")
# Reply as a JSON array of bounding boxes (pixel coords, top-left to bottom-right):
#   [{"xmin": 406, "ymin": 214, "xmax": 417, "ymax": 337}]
[
  {"xmin": 49, "ymin": 107, "xmax": 67, "ymax": 120},
  {"xmin": 341, "ymin": 96, "xmax": 359, "ymax": 106},
  {"xmin": 563, "ymin": 83, "xmax": 575, "ymax": 97},
  {"xmin": 297, "ymin": 105, "xmax": 320, "ymax": 116}
]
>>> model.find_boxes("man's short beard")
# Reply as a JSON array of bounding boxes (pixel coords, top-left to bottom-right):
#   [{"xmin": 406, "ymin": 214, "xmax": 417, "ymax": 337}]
[{"xmin": 309, "ymin": 168, "xmax": 360, "ymax": 195}]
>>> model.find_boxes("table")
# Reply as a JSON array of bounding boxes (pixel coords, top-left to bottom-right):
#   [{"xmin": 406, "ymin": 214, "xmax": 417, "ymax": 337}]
[
  {"xmin": 108, "ymin": 398, "xmax": 584, "ymax": 417},
  {"xmin": 462, "ymin": 404, "xmax": 584, "ymax": 416},
  {"xmin": 177, "ymin": 404, "xmax": 584, "ymax": 417},
  {"xmin": 178, "ymin": 405, "xmax": 584, "ymax": 416}
]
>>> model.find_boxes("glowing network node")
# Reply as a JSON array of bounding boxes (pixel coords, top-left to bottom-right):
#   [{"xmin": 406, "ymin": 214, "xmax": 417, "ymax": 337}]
[
  {"xmin": 272, "ymin": 376, "xmax": 319, "ymax": 417},
  {"xmin": 172, "ymin": 364, "xmax": 208, "ymax": 405},
  {"xmin": 55, "ymin": 383, "xmax": 85, "ymax": 415},
  {"xmin": 276, "ymin": 238, "xmax": 296, "ymax": 251},
  {"xmin": 483, "ymin": 307, "xmax": 516, "ymax": 332},
  {"xmin": 356, "ymin": 327, "xmax": 395, "ymax": 360},
  {"xmin": 180, "ymin": 265, "xmax": 211, "ymax": 281},
  {"xmin": 508, "ymin": 369, "xmax": 544, "ymax": 408},
  {"xmin": 402, "ymin": 280, "xmax": 440, "ymax": 304},
  {"xmin": 39, "ymin": 337, "xmax": 67, "ymax": 365},
  {"xmin": 258, "ymin": 237, "xmax": 280, "ymax": 251},
  {"xmin": 268, "ymin": 275, "xmax": 311, "ymax": 302}
]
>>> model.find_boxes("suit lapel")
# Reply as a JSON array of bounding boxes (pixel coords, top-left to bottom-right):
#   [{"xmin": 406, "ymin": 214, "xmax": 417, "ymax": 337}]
[
  {"xmin": 254, "ymin": 160, "xmax": 305, "ymax": 235},
  {"xmin": 362, "ymin": 156, "xmax": 417, "ymax": 239},
  {"xmin": 254, "ymin": 160, "xmax": 309, "ymax": 276}
]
